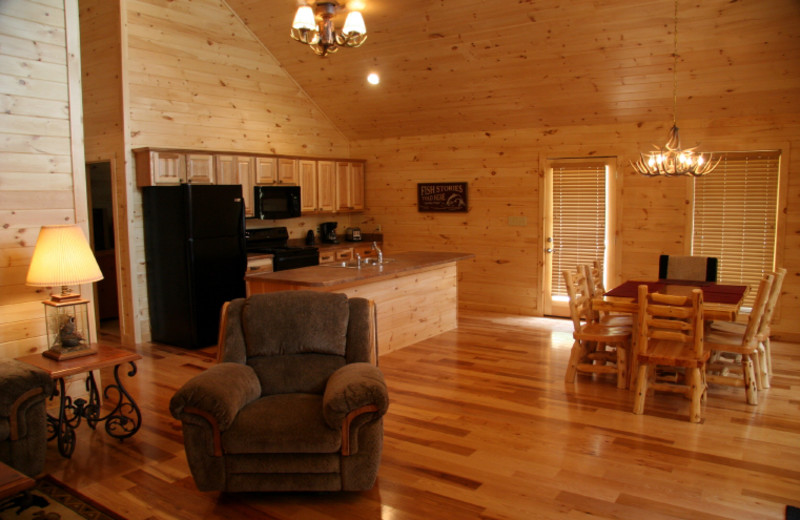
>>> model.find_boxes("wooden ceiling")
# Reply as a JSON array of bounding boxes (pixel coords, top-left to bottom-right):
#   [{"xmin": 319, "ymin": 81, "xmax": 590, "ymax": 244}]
[{"xmin": 225, "ymin": 0, "xmax": 800, "ymax": 141}]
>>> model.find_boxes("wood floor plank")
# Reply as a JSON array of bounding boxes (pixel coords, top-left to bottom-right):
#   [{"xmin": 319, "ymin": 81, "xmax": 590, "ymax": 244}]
[{"xmin": 35, "ymin": 310, "xmax": 798, "ymax": 519}]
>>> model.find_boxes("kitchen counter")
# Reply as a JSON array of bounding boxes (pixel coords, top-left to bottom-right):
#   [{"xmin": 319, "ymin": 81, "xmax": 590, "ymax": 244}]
[{"xmin": 246, "ymin": 251, "xmax": 474, "ymax": 355}]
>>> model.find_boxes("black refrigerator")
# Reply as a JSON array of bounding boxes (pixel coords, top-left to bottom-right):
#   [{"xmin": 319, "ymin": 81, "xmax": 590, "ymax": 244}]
[{"xmin": 142, "ymin": 184, "xmax": 247, "ymax": 349}]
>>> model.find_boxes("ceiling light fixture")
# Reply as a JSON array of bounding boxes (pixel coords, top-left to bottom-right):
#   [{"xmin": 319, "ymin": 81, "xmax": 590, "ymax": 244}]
[
  {"xmin": 291, "ymin": 1, "xmax": 367, "ymax": 57},
  {"xmin": 632, "ymin": 0, "xmax": 719, "ymax": 177}
]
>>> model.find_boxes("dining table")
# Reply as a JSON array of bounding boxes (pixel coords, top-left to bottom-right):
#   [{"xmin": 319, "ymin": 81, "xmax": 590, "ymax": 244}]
[{"xmin": 593, "ymin": 279, "xmax": 749, "ymax": 322}]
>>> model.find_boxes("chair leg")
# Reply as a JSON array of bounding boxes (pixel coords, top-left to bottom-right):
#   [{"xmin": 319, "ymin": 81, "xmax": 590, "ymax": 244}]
[
  {"xmin": 689, "ymin": 368, "xmax": 702, "ymax": 423},
  {"xmin": 565, "ymin": 340, "xmax": 586, "ymax": 383},
  {"xmin": 616, "ymin": 344, "xmax": 628, "ymax": 389},
  {"xmin": 756, "ymin": 343, "xmax": 770, "ymax": 390},
  {"xmin": 742, "ymin": 355, "xmax": 758, "ymax": 405},
  {"xmin": 633, "ymin": 364, "xmax": 649, "ymax": 415},
  {"xmin": 763, "ymin": 337, "xmax": 773, "ymax": 378}
]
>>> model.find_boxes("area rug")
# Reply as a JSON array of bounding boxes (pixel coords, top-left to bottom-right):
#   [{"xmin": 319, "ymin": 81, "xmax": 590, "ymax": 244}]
[{"xmin": 0, "ymin": 475, "xmax": 124, "ymax": 520}]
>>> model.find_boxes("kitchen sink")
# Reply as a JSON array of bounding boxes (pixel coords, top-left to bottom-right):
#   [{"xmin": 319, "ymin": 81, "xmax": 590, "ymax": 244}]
[{"xmin": 327, "ymin": 258, "xmax": 395, "ymax": 268}]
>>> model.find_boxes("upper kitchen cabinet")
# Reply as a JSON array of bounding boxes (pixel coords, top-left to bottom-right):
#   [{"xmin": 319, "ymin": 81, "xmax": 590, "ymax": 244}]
[
  {"xmin": 299, "ymin": 160, "xmax": 336, "ymax": 213},
  {"xmin": 135, "ymin": 149, "xmax": 214, "ymax": 186},
  {"xmin": 217, "ymin": 155, "xmax": 255, "ymax": 217},
  {"xmin": 335, "ymin": 161, "xmax": 365, "ymax": 212},
  {"xmin": 135, "ymin": 149, "xmax": 186, "ymax": 186},
  {"xmin": 255, "ymin": 156, "xmax": 277, "ymax": 184}
]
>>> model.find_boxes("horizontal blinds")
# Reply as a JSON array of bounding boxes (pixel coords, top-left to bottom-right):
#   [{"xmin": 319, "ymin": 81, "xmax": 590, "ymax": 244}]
[
  {"xmin": 693, "ymin": 152, "xmax": 780, "ymax": 308},
  {"xmin": 551, "ymin": 163, "xmax": 606, "ymax": 297}
]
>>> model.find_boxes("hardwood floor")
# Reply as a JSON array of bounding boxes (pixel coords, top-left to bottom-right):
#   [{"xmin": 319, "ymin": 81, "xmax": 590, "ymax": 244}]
[{"xmin": 41, "ymin": 312, "xmax": 799, "ymax": 519}]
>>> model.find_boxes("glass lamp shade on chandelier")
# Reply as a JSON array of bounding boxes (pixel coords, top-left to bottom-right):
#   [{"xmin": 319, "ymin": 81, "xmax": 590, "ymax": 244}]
[
  {"xmin": 291, "ymin": 1, "xmax": 367, "ymax": 57},
  {"xmin": 631, "ymin": 0, "xmax": 719, "ymax": 177}
]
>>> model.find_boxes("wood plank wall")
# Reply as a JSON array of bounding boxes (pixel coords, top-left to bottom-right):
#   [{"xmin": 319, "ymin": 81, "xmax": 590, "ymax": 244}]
[
  {"xmin": 80, "ymin": 0, "xmax": 355, "ymax": 342},
  {"xmin": 0, "ymin": 0, "xmax": 88, "ymax": 359},
  {"xmin": 351, "ymin": 117, "xmax": 800, "ymax": 340}
]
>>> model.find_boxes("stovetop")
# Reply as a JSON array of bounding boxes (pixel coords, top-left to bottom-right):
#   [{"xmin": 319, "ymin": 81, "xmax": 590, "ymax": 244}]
[{"xmin": 246, "ymin": 226, "xmax": 317, "ymax": 257}]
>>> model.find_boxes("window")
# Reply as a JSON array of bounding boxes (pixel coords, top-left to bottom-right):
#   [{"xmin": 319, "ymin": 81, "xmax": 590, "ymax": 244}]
[
  {"xmin": 550, "ymin": 161, "xmax": 607, "ymax": 298},
  {"xmin": 692, "ymin": 151, "xmax": 780, "ymax": 308}
]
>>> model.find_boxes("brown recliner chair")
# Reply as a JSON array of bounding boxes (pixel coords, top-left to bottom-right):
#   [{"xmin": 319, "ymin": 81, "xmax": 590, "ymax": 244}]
[
  {"xmin": 170, "ymin": 291, "xmax": 389, "ymax": 492},
  {"xmin": 0, "ymin": 360, "xmax": 54, "ymax": 476}
]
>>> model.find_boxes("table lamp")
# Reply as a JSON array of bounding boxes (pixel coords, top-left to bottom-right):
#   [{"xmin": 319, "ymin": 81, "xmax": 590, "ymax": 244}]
[{"xmin": 26, "ymin": 225, "xmax": 104, "ymax": 360}]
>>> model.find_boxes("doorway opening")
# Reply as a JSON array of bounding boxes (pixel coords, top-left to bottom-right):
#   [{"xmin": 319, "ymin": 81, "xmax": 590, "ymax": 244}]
[{"xmin": 86, "ymin": 161, "xmax": 120, "ymax": 338}]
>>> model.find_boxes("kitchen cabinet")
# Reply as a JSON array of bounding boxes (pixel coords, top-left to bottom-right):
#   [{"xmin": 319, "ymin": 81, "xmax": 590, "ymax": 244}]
[
  {"xmin": 300, "ymin": 160, "xmax": 336, "ymax": 213},
  {"xmin": 135, "ymin": 149, "xmax": 186, "ymax": 186},
  {"xmin": 335, "ymin": 161, "xmax": 365, "ymax": 212},
  {"xmin": 353, "ymin": 243, "xmax": 378, "ymax": 258},
  {"xmin": 216, "ymin": 155, "xmax": 255, "ymax": 217},
  {"xmin": 255, "ymin": 157, "xmax": 277, "ymax": 184},
  {"xmin": 186, "ymin": 154, "xmax": 215, "ymax": 184},
  {"xmin": 277, "ymin": 158, "xmax": 298, "ymax": 185}
]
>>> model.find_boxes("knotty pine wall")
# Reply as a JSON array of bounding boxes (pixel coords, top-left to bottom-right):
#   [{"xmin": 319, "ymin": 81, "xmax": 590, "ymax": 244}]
[
  {"xmin": 80, "ymin": 0, "xmax": 357, "ymax": 342},
  {"xmin": 352, "ymin": 116, "xmax": 800, "ymax": 340},
  {"xmin": 0, "ymin": 0, "xmax": 92, "ymax": 359}
]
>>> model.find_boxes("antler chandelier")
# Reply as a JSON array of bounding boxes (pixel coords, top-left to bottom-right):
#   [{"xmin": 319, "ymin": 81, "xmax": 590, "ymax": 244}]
[
  {"xmin": 632, "ymin": 0, "xmax": 719, "ymax": 177},
  {"xmin": 291, "ymin": 1, "xmax": 367, "ymax": 57}
]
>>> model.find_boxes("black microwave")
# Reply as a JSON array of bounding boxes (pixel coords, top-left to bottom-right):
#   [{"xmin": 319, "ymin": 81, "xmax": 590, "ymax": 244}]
[{"xmin": 254, "ymin": 185, "xmax": 301, "ymax": 219}]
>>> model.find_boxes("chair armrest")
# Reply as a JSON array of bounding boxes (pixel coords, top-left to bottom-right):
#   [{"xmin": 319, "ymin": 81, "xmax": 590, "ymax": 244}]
[
  {"xmin": 0, "ymin": 361, "xmax": 53, "ymax": 415},
  {"xmin": 322, "ymin": 362, "xmax": 388, "ymax": 430},
  {"xmin": 169, "ymin": 362, "xmax": 261, "ymax": 431}
]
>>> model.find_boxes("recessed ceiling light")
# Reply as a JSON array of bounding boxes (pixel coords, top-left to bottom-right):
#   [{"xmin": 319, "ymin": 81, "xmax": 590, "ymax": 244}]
[{"xmin": 367, "ymin": 72, "xmax": 380, "ymax": 85}]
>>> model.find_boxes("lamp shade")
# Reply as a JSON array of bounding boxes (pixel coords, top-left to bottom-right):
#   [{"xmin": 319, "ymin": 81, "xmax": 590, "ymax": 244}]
[
  {"xmin": 342, "ymin": 10, "xmax": 366, "ymax": 36},
  {"xmin": 292, "ymin": 5, "xmax": 317, "ymax": 31},
  {"xmin": 26, "ymin": 225, "xmax": 103, "ymax": 287}
]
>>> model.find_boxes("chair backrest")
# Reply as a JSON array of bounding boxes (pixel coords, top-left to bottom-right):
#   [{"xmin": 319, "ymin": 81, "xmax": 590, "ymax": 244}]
[
  {"xmin": 658, "ymin": 255, "xmax": 718, "ymax": 282},
  {"xmin": 582, "ymin": 261, "xmax": 607, "ymax": 321},
  {"xmin": 563, "ymin": 268, "xmax": 594, "ymax": 332},
  {"xmin": 741, "ymin": 273, "xmax": 774, "ymax": 347},
  {"xmin": 637, "ymin": 284, "xmax": 704, "ymax": 359},
  {"xmin": 217, "ymin": 291, "xmax": 374, "ymax": 395},
  {"xmin": 758, "ymin": 268, "xmax": 786, "ymax": 337}
]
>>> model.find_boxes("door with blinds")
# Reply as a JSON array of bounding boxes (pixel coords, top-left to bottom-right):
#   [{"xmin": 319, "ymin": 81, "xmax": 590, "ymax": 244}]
[
  {"xmin": 692, "ymin": 151, "xmax": 781, "ymax": 310},
  {"xmin": 543, "ymin": 159, "xmax": 614, "ymax": 317}
]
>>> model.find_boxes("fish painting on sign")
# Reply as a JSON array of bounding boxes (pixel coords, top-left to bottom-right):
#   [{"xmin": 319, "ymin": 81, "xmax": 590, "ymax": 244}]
[{"xmin": 417, "ymin": 182, "xmax": 468, "ymax": 212}]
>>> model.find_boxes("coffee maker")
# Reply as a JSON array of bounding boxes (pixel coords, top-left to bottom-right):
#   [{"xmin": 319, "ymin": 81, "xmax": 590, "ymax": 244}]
[{"xmin": 319, "ymin": 222, "xmax": 338, "ymax": 244}]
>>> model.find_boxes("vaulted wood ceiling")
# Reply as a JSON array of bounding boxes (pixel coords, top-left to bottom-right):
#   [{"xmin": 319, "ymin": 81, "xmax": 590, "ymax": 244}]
[{"xmin": 225, "ymin": 0, "xmax": 800, "ymax": 141}]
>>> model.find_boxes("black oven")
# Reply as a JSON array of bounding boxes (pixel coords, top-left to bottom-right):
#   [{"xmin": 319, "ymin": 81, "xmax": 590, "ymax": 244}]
[{"xmin": 254, "ymin": 185, "xmax": 301, "ymax": 220}]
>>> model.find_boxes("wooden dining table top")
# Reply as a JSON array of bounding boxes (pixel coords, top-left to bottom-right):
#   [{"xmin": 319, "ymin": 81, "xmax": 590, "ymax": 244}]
[{"xmin": 594, "ymin": 279, "xmax": 749, "ymax": 322}]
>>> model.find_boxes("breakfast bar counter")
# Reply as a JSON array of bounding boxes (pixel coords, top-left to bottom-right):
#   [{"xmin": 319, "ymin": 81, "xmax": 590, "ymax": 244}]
[{"xmin": 246, "ymin": 251, "xmax": 474, "ymax": 355}]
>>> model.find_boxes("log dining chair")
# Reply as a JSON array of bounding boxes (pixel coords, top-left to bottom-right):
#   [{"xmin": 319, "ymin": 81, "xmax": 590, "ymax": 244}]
[
  {"xmin": 658, "ymin": 255, "xmax": 718, "ymax": 282},
  {"xmin": 584, "ymin": 261, "xmax": 633, "ymax": 328},
  {"xmin": 705, "ymin": 273, "xmax": 774, "ymax": 405},
  {"xmin": 563, "ymin": 268, "xmax": 632, "ymax": 389},
  {"xmin": 633, "ymin": 285, "xmax": 706, "ymax": 423},
  {"xmin": 711, "ymin": 267, "xmax": 786, "ymax": 388}
]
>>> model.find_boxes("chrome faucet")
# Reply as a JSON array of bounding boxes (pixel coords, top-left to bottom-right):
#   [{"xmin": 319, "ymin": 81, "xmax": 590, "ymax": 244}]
[
  {"xmin": 355, "ymin": 253, "xmax": 362, "ymax": 268},
  {"xmin": 372, "ymin": 241, "xmax": 383, "ymax": 264}
]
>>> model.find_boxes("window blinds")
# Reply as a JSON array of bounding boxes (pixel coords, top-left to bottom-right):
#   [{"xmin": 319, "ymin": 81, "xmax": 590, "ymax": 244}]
[
  {"xmin": 551, "ymin": 162, "xmax": 606, "ymax": 297},
  {"xmin": 692, "ymin": 151, "xmax": 780, "ymax": 308}
]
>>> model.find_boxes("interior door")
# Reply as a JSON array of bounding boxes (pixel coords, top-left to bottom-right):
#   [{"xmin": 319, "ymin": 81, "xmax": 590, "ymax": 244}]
[{"xmin": 542, "ymin": 158, "xmax": 615, "ymax": 317}]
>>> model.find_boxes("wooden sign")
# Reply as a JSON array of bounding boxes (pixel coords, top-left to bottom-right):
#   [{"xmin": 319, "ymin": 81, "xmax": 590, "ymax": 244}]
[{"xmin": 417, "ymin": 182, "xmax": 468, "ymax": 212}]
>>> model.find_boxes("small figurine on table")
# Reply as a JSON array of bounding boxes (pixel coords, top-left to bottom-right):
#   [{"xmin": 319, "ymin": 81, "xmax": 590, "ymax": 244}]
[{"xmin": 58, "ymin": 315, "xmax": 86, "ymax": 348}]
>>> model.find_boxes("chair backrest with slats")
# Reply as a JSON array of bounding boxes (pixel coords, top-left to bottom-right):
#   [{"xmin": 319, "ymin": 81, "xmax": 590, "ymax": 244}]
[
  {"xmin": 637, "ymin": 285, "xmax": 704, "ymax": 359},
  {"xmin": 583, "ymin": 261, "xmax": 606, "ymax": 321},
  {"xmin": 758, "ymin": 268, "xmax": 786, "ymax": 337},
  {"xmin": 741, "ymin": 273, "xmax": 774, "ymax": 347},
  {"xmin": 563, "ymin": 268, "xmax": 594, "ymax": 332}
]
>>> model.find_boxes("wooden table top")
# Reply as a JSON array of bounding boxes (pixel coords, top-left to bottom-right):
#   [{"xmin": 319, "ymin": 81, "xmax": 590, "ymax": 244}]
[
  {"xmin": 0, "ymin": 461, "xmax": 35, "ymax": 500},
  {"xmin": 594, "ymin": 280, "xmax": 748, "ymax": 322},
  {"xmin": 16, "ymin": 345, "xmax": 142, "ymax": 380}
]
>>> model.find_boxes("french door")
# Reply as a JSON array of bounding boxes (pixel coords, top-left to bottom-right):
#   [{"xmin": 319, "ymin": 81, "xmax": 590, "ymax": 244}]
[{"xmin": 542, "ymin": 158, "xmax": 616, "ymax": 317}]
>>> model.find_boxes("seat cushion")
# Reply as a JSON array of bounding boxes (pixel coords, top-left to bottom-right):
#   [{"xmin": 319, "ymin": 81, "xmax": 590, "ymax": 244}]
[{"xmin": 222, "ymin": 394, "xmax": 341, "ymax": 454}]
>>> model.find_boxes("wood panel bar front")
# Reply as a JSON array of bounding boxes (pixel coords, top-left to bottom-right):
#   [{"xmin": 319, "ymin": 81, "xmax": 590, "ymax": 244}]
[{"xmin": 246, "ymin": 252, "xmax": 473, "ymax": 356}]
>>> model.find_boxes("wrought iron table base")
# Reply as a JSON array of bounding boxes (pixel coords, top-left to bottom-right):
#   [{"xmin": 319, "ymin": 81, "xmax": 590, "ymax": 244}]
[{"xmin": 47, "ymin": 361, "xmax": 142, "ymax": 458}]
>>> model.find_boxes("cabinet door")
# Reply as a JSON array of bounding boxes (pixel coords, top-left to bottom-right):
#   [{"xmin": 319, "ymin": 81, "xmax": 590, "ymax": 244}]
[
  {"xmin": 350, "ymin": 162, "xmax": 365, "ymax": 210},
  {"xmin": 317, "ymin": 161, "xmax": 336, "ymax": 212},
  {"xmin": 152, "ymin": 151, "xmax": 185, "ymax": 185},
  {"xmin": 236, "ymin": 156, "xmax": 255, "ymax": 217},
  {"xmin": 215, "ymin": 155, "xmax": 236, "ymax": 185},
  {"xmin": 335, "ymin": 161, "xmax": 351, "ymax": 212},
  {"xmin": 298, "ymin": 160, "xmax": 317, "ymax": 212},
  {"xmin": 255, "ymin": 156, "xmax": 277, "ymax": 184},
  {"xmin": 186, "ymin": 154, "xmax": 215, "ymax": 184},
  {"xmin": 278, "ymin": 158, "xmax": 298, "ymax": 184}
]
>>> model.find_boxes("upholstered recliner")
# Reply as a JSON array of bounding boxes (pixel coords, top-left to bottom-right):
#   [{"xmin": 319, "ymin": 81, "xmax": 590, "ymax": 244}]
[
  {"xmin": 169, "ymin": 291, "xmax": 389, "ymax": 492},
  {"xmin": 0, "ymin": 360, "xmax": 54, "ymax": 476}
]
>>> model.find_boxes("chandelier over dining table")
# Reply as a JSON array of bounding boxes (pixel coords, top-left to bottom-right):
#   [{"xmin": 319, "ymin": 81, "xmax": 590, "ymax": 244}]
[
  {"xmin": 632, "ymin": 0, "xmax": 719, "ymax": 177},
  {"xmin": 291, "ymin": 1, "xmax": 367, "ymax": 57}
]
